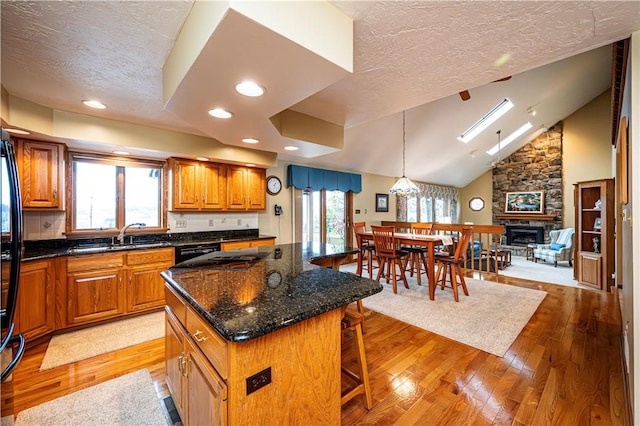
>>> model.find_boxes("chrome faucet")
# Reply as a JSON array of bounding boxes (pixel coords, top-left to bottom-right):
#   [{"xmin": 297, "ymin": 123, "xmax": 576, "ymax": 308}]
[{"xmin": 116, "ymin": 222, "xmax": 146, "ymax": 245}]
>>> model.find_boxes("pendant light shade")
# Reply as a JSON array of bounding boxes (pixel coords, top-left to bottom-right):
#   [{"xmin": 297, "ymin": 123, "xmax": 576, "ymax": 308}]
[{"xmin": 389, "ymin": 111, "xmax": 420, "ymax": 196}]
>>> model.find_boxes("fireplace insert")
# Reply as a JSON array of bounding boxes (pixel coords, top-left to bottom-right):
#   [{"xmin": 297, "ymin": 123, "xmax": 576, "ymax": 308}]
[{"xmin": 505, "ymin": 225, "xmax": 544, "ymax": 246}]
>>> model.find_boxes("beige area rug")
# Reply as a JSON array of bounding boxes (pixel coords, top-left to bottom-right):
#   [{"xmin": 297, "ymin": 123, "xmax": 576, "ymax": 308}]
[
  {"xmin": 500, "ymin": 255, "xmax": 579, "ymax": 288},
  {"xmin": 40, "ymin": 311, "xmax": 164, "ymax": 371},
  {"xmin": 14, "ymin": 369, "xmax": 167, "ymax": 426},
  {"xmin": 341, "ymin": 263, "xmax": 546, "ymax": 357}
]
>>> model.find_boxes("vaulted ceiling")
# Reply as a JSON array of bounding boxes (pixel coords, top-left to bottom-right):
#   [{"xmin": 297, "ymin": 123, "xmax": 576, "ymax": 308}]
[{"xmin": 2, "ymin": 1, "xmax": 639, "ymax": 187}]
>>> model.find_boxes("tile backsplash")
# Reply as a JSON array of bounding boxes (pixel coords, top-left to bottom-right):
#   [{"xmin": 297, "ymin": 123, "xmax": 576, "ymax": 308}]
[
  {"xmin": 23, "ymin": 211, "xmax": 66, "ymax": 240},
  {"xmin": 23, "ymin": 211, "xmax": 259, "ymax": 240},
  {"xmin": 166, "ymin": 212, "xmax": 259, "ymax": 233}
]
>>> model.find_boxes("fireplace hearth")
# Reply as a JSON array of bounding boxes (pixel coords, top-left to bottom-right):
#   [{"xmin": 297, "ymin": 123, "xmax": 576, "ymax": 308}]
[{"xmin": 505, "ymin": 225, "xmax": 544, "ymax": 246}]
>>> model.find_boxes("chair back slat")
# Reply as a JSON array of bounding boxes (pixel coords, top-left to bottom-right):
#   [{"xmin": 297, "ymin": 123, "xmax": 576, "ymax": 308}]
[
  {"xmin": 411, "ymin": 222, "xmax": 433, "ymax": 235},
  {"xmin": 371, "ymin": 225, "xmax": 398, "ymax": 256},
  {"xmin": 452, "ymin": 227, "xmax": 473, "ymax": 261},
  {"xmin": 353, "ymin": 222, "xmax": 367, "ymax": 249}
]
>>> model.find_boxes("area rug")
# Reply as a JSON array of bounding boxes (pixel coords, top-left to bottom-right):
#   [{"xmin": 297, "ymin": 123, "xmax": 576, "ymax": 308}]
[
  {"xmin": 360, "ymin": 276, "xmax": 547, "ymax": 357},
  {"xmin": 14, "ymin": 369, "xmax": 167, "ymax": 426},
  {"xmin": 40, "ymin": 311, "xmax": 164, "ymax": 371},
  {"xmin": 500, "ymin": 255, "xmax": 578, "ymax": 288}
]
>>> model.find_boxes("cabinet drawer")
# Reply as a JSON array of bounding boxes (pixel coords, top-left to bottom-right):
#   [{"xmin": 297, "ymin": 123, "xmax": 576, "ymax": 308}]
[
  {"xmin": 67, "ymin": 252, "xmax": 124, "ymax": 273},
  {"xmin": 127, "ymin": 247, "xmax": 174, "ymax": 266},
  {"xmin": 186, "ymin": 306, "xmax": 228, "ymax": 379},
  {"xmin": 165, "ymin": 284, "xmax": 186, "ymax": 326}
]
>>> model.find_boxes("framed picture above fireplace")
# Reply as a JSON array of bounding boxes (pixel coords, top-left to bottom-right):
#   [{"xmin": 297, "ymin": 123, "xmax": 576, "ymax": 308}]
[{"xmin": 504, "ymin": 191, "xmax": 544, "ymax": 214}]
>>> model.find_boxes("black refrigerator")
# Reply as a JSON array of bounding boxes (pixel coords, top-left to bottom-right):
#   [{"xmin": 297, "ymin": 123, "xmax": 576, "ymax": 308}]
[{"xmin": 0, "ymin": 128, "xmax": 25, "ymax": 382}]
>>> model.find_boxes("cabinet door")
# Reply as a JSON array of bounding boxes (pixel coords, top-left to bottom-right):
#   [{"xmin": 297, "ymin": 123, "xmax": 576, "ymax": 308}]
[
  {"xmin": 226, "ymin": 165, "xmax": 247, "ymax": 210},
  {"xmin": 67, "ymin": 268, "xmax": 125, "ymax": 325},
  {"xmin": 14, "ymin": 260, "xmax": 55, "ymax": 341},
  {"xmin": 186, "ymin": 338, "xmax": 228, "ymax": 426},
  {"xmin": 18, "ymin": 140, "xmax": 64, "ymax": 209},
  {"xmin": 246, "ymin": 168, "xmax": 266, "ymax": 210},
  {"xmin": 126, "ymin": 263, "xmax": 171, "ymax": 313},
  {"xmin": 579, "ymin": 253, "xmax": 602, "ymax": 290},
  {"xmin": 201, "ymin": 163, "xmax": 226, "ymax": 210},
  {"xmin": 172, "ymin": 159, "xmax": 201, "ymax": 210},
  {"xmin": 126, "ymin": 248, "xmax": 173, "ymax": 313},
  {"xmin": 165, "ymin": 309, "xmax": 186, "ymax": 420}
]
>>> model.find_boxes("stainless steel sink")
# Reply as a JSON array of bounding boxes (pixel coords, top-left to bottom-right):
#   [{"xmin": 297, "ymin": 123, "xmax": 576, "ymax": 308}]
[{"xmin": 67, "ymin": 241, "xmax": 169, "ymax": 255}]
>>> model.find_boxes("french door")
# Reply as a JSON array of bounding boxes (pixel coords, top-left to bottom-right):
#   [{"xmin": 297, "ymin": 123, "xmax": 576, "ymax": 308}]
[{"xmin": 297, "ymin": 189, "xmax": 353, "ymax": 246}]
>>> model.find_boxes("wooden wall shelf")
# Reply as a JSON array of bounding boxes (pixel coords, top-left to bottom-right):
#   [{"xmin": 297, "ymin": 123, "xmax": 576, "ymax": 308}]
[{"xmin": 495, "ymin": 214, "xmax": 557, "ymax": 221}]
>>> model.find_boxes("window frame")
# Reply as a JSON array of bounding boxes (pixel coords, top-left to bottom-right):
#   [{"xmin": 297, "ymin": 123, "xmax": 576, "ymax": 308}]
[
  {"xmin": 66, "ymin": 152, "xmax": 167, "ymax": 236},
  {"xmin": 406, "ymin": 193, "xmax": 457, "ymax": 223}
]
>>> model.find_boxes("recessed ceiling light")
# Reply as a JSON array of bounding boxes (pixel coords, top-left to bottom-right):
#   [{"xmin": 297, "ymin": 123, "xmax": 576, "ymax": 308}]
[
  {"xmin": 196, "ymin": 157, "xmax": 209, "ymax": 161},
  {"xmin": 235, "ymin": 81, "xmax": 265, "ymax": 97},
  {"xmin": 113, "ymin": 150, "xmax": 130, "ymax": 155},
  {"xmin": 4, "ymin": 128, "xmax": 30, "ymax": 135},
  {"xmin": 82, "ymin": 100, "xmax": 107, "ymax": 109},
  {"xmin": 208, "ymin": 108, "xmax": 233, "ymax": 119},
  {"xmin": 284, "ymin": 146, "xmax": 299, "ymax": 151},
  {"xmin": 242, "ymin": 137, "xmax": 259, "ymax": 144},
  {"xmin": 246, "ymin": 163, "xmax": 255, "ymax": 167}
]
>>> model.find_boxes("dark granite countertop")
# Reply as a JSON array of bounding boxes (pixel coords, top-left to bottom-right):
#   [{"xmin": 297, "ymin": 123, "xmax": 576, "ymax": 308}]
[
  {"xmin": 16, "ymin": 230, "xmax": 275, "ymax": 261},
  {"xmin": 161, "ymin": 242, "xmax": 383, "ymax": 343}
]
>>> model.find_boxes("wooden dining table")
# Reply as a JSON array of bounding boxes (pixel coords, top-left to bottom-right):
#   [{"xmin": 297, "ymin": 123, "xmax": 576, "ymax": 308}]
[{"xmin": 357, "ymin": 231, "xmax": 448, "ymax": 301}]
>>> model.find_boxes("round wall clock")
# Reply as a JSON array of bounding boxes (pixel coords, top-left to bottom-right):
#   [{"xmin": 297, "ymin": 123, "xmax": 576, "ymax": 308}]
[
  {"xmin": 469, "ymin": 197, "xmax": 485, "ymax": 211},
  {"xmin": 266, "ymin": 175, "xmax": 282, "ymax": 195}
]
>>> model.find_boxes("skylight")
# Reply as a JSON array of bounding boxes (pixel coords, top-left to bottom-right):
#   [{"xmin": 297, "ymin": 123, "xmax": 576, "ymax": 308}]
[{"xmin": 457, "ymin": 98, "xmax": 514, "ymax": 143}]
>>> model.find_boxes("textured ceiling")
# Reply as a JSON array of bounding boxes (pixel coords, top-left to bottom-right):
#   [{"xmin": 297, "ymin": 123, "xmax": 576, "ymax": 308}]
[{"xmin": 1, "ymin": 1, "xmax": 639, "ymax": 187}]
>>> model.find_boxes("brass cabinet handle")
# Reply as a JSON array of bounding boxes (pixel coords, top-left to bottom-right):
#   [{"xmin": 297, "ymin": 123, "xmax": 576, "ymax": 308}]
[
  {"xmin": 52, "ymin": 187, "xmax": 57, "ymax": 199},
  {"xmin": 193, "ymin": 330, "xmax": 208, "ymax": 342},
  {"xmin": 179, "ymin": 353, "xmax": 189, "ymax": 377}
]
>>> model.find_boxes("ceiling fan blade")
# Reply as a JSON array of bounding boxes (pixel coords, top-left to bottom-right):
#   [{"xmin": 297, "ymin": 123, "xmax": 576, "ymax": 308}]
[
  {"xmin": 492, "ymin": 76, "xmax": 512, "ymax": 82},
  {"xmin": 459, "ymin": 90, "xmax": 470, "ymax": 101}
]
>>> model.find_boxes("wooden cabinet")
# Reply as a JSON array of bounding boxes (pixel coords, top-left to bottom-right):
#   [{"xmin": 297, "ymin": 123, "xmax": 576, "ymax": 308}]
[
  {"xmin": 66, "ymin": 252, "xmax": 126, "ymax": 325},
  {"xmin": 125, "ymin": 248, "xmax": 174, "ymax": 313},
  {"xmin": 14, "ymin": 259, "xmax": 55, "ymax": 341},
  {"xmin": 575, "ymin": 179, "xmax": 614, "ymax": 291},
  {"xmin": 165, "ymin": 287, "xmax": 227, "ymax": 426},
  {"xmin": 65, "ymin": 247, "xmax": 174, "ymax": 326},
  {"xmin": 164, "ymin": 283, "xmax": 341, "ymax": 425},
  {"xmin": 169, "ymin": 158, "xmax": 225, "ymax": 211},
  {"xmin": 220, "ymin": 238, "xmax": 275, "ymax": 251},
  {"xmin": 15, "ymin": 139, "xmax": 65, "ymax": 209},
  {"xmin": 226, "ymin": 165, "xmax": 266, "ymax": 211}
]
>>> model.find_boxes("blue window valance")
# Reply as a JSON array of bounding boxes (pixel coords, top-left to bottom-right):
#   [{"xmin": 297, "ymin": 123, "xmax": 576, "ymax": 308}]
[{"xmin": 287, "ymin": 165, "xmax": 362, "ymax": 193}]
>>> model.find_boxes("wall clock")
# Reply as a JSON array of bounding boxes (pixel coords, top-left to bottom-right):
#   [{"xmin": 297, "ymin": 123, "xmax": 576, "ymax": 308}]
[
  {"xmin": 469, "ymin": 197, "xmax": 485, "ymax": 211},
  {"xmin": 266, "ymin": 175, "xmax": 282, "ymax": 195}
]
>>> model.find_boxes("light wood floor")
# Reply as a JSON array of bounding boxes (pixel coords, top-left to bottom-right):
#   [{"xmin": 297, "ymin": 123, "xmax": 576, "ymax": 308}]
[{"xmin": 1, "ymin": 273, "xmax": 628, "ymax": 425}]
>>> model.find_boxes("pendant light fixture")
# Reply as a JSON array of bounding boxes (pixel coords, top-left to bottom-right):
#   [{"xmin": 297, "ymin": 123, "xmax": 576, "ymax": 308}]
[{"xmin": 389, "ymin": 110, "xmax": 420, "ymax": 196}]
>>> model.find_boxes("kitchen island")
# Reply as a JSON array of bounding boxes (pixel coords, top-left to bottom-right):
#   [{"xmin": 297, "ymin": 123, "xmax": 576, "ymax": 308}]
[{"xmin": 161, "ymin": 242, "xmax": 382, "ymax": 426}]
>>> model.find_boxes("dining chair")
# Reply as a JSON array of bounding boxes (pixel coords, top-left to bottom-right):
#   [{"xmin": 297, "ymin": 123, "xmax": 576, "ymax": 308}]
[
  {"xmin": 403, "ymin": 222, "xmax": 434, "ymax": 285},
  {"xmin": 353, "ymin": 222, "xmax": 377, "ymax": 279},
  {"xmin": 371, "ymin": 225, "xmax": 409, "ymax": 294},
  {"xmin": 434, "ymin": 226, "xmax": 473, "ymax": 302},
  {"xmin": 351, "ymin": 222, "xmax": 377, "ymax": 333}
]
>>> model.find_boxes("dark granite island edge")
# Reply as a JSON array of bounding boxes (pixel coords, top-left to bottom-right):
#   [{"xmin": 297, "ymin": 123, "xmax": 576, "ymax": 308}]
[{"xmin": 161, "ymin": 242, "xmax": 383, "ymax": 342}]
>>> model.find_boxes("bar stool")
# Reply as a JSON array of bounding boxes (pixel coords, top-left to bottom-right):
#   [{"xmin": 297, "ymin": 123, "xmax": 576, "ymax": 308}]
[{"xmin": 341, "ymin": 309, "xmax": 373, "ymax": 409}]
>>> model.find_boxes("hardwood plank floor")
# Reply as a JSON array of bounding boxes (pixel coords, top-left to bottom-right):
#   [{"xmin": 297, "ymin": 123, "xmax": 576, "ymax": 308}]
[{"xmin": 1, "ymin": 273, "xmax": 628, "ymax": 425}]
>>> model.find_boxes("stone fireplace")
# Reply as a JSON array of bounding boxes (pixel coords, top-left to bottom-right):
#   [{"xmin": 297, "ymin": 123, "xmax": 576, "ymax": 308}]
[{"xmin": 492, "ymin": 124, "xmax": 564, "ymax": 254}]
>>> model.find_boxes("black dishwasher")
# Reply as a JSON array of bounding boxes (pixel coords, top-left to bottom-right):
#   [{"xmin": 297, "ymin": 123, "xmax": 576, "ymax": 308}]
[{"xmin": 174, "ymin": 242, "xmax": 221, "ymax": 264}]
